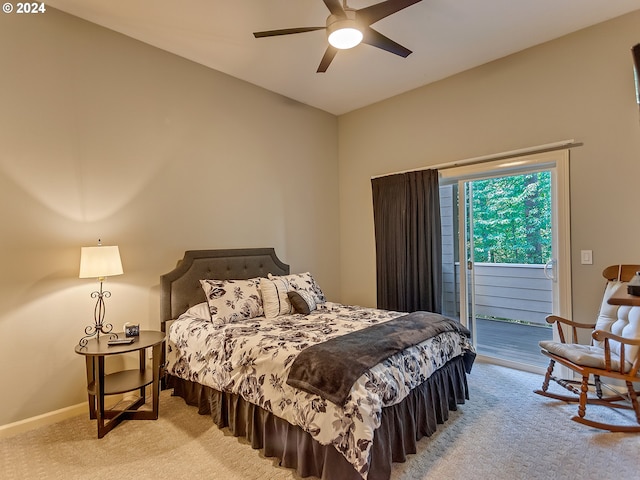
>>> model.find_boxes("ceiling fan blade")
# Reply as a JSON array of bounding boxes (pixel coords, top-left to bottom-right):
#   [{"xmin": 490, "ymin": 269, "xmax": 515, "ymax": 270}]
[
  {"xmin": 323, "ymin": 0, "xmax": 346, "ymax": 17},
  {"xmin": 317, "ymin": 45, "xmax": 338, "ymax": 73},
  {"xmin": 362, "ymin": 26, "xmax": 412, "ymax": 57},
  {"xmin": 254, "ymin": 26, "xmax": 325, "ymax": 38},
  {"xmin": 357, "ymin": 0, "xmax": 422, "ymax": 25}
]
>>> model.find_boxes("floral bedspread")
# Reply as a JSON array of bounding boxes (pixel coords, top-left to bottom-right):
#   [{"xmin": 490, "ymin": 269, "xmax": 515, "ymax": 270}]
[{"xmin": 166, "ymin": 302, "xmax": 474, "ymax": 479}]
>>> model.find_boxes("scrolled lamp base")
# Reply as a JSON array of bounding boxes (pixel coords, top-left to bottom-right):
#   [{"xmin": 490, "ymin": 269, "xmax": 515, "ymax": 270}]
[{"xmin": 78, "ymin": 282, "xmax": 118, "ymax": 347}]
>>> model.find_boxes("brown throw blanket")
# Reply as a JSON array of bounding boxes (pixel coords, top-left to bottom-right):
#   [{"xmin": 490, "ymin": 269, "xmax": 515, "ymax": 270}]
[{"xmin": 286, "ymin": 311, "xmax": 474, "ymax": 405}]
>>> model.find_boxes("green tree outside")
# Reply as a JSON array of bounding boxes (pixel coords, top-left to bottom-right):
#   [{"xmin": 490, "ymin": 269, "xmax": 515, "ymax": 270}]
[{"xmin": 469, "ymin": 172, "xmax": 551, "ymax": 264}]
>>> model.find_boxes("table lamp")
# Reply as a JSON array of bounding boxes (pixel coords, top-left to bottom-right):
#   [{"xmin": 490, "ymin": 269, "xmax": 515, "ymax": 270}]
[{"xmin": 78, "ymin": 241, "xmax": 123, "ymax": 346}]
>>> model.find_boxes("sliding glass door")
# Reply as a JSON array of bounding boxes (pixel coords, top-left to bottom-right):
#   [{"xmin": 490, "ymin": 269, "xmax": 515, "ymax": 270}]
[{"xmin": 440, "ymin": 150, "xmax": 571, "ymax": 373}]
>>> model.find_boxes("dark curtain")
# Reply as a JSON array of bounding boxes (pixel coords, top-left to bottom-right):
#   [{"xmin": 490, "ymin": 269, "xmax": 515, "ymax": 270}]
[{"xmin": 371, "ymin": 169, "xmax": 442, "ymax": 313}]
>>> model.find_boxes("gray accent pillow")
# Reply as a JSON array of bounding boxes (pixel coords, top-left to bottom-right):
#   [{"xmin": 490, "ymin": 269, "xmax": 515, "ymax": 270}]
[{"xmin": 287, "ymin": 290, "xmax": 317, "ymax": 315}]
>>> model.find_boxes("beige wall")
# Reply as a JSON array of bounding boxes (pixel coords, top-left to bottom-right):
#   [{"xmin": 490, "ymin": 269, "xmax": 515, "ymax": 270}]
[
  {"xmin": 0, "ymin": 9, "xmax": 339, "ymax": 426},
  {"xmin": 338, "ymin": 11, "xmax": 640, "ymax": 319}
]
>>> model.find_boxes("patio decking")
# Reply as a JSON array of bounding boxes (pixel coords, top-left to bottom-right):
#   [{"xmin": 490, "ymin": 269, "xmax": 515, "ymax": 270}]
[{"xmin": 474, "ymin": 317, "xmax": 552, "ymax": 368}]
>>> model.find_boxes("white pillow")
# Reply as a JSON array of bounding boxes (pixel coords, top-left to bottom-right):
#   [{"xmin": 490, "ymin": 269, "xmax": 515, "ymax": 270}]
[
  {"xmin": 260, "ymin": 277, "xmax": 295, "ymax": 318},
  {"xmin": 185, "ymin": 302, "xmax": 211, "ymax": 320}
]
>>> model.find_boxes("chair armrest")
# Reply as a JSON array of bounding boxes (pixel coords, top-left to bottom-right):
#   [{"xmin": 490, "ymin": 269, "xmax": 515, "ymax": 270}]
[
  {"xmin": 592, "ymin": 330, "xmax": 640, "ymax": 346},
  {"xmin": 545, "ymin": 315, "xmax": 596, "ymax": 344},
  {"xmin": 545, "ymin": 315, "xmax": 596, "ymax": 329},
  {"xmin": 592, "ymin": 330, "xmax": 640, "ymax": 374}
]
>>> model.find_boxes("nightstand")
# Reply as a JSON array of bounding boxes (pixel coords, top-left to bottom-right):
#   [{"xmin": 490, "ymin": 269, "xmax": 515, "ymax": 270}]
[{"xmin": 74, "ymin": 330, "xmax": 165, "ymax": 438}]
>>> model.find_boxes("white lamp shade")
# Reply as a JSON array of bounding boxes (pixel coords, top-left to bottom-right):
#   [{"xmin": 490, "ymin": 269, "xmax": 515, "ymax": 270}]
[{"xmin": 79, "ymin": 246, "xmax": 123, "ymax": 279}]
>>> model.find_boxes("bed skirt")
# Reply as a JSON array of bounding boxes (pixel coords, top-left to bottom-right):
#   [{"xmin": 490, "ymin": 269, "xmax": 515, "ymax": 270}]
[{"xmin": 168, "ymin": 355, "xmax": 469, "ymax": 480}]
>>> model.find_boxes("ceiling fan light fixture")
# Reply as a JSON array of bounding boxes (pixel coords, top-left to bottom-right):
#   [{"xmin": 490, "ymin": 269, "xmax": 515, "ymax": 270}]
[
  {"xmin": 327, "ymin": 12, "xmax": 362, "ymax": 50},
  {"xmin": 254, "ymin": 0, "xmax": 422, "ymax": 72},
  {"xmin": 328, "ymin": 26, "xmax": 363, "ymax": 49}
]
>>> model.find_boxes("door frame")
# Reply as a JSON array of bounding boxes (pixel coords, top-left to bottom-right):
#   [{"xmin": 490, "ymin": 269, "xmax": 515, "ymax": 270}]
[{"xmin": 440, "ymin": 150, "xmax": 572, "ymax": 373}]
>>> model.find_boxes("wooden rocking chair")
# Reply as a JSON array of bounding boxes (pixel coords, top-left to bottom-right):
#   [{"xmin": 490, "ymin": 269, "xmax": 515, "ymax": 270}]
[{"xmin": 534, "ymin": 264, "xmax": 640, "ymax": 432}]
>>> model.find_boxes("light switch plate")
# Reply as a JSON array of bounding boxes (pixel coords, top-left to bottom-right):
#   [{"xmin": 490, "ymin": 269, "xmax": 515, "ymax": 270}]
[{"xmin": 581, "ymin": 250, "xmax": 593, "ymax": 265}]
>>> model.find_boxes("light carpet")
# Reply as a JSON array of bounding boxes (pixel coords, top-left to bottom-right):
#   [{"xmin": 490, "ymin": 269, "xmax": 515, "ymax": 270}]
[{"xmin": 1, "ymin": 361, "xmax": 638, "ymax": 479}]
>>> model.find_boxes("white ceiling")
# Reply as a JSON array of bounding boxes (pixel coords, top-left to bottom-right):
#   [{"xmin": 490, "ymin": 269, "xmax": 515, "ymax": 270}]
[{"xmin": 45, "ymin": 0, "xmax": 640, "ymax": 115}]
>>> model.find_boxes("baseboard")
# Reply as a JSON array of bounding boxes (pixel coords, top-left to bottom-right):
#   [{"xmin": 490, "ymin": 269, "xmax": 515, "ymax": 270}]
[
  {"xmin": 0, "ymin": 402, "xmax": 88, "ymax": 439},
  {"xmin": 0, "ymin": 394, "xmax": 126, "ymax": 439}
]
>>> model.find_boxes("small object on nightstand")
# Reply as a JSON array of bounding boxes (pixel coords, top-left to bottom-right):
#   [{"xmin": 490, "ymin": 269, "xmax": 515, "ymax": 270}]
[
  {"xmin": 123, "ymin": 322, "xmax": 140, "ymax": 337},
  {"xmin": 627, "ymin": 271, "xmax": 640, "ymax": 296},
  {"xmin": 107, "ymin": 338, "xmax": 134, "ymax": 346}
]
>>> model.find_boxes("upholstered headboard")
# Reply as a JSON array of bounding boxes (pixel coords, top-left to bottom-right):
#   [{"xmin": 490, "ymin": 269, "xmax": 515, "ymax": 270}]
[{"xmin": 160, "ymin": 248, "xmax": 290, "ymax": 330}]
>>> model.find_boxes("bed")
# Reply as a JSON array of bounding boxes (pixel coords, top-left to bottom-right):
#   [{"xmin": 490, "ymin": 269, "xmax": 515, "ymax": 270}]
[{"xmin": 161, "ymin": 248, "xmax": 475, "ymax": 480}]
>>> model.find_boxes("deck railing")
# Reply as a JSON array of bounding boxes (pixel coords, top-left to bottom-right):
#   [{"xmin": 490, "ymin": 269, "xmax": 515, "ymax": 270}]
[{"xmin": 443, "ymin": 262, "xmax": 553, "ymax": 326}]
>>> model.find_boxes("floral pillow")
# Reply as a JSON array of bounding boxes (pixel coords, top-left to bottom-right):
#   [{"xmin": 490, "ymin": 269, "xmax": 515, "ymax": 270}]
[
  {"xmin": 199, "ymin": 278, "xmax": 263, "ymax": 324},
  {"xmin": 260, "ymin": 277, "xmax": 295, "ymax": 318},
  {"xmin": 268, "ymin": 271, "xmax": 326, "ymax": 304}
]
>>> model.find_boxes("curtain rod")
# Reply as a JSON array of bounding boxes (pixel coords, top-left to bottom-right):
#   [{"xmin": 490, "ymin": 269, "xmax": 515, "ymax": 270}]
[{"xmin": 371, "ymin": 140, "xmax": 582, "ymax": 179}]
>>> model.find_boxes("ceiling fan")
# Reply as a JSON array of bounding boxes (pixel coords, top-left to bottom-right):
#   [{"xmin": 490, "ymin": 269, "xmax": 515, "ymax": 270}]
[{"xmin": 253, "ymin": 0, "xmax": 422, "ymax": 73}]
